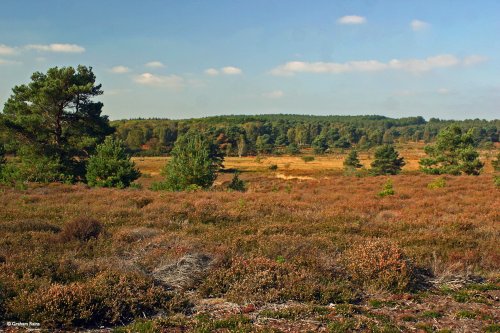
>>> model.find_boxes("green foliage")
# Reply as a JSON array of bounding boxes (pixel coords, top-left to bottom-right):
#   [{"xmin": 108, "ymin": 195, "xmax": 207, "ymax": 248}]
[
  {"xmin": 268, "ymin": 164, "xmax": 278, "ymax": 171},
  {"xmin": 301, "ymin": 156, "xmax": 315, "ymax": 163},
  {"xmin": 16, "ymin": 149, "xmax": 74, "ymax": 183},
  {"xmin": 494, "ymin": 175, "xmax": 500, "ymax": 188},
  {"xmin": 227, "ymin": 172, "xmax": 246, "ymax": 192},
  {"xmin": 286, "ymin": 143, "xmax": 300, "ymax": 155},
  {"xmin": 344, "ymin": 150, "xmax": 362, "ymax": 169},
  {"xmin": 420, "ymin": 125, "xmax": 484, "ymax": 175},
  {"xmin": 0, "ymin": 65, "xmax": 113, "ymax": 182},
  {"xmin": 86, "ymin": 137, "xmax": 140, "ymax": 188},
  {"xmin": 312, "ymin": 135, "xmax": 328, "ymax": 154},
  {"xmin": 158, "ymin": 131, "xmax": 223, "ymax": 191},
  {"xmin": 378, "ymin": 179, "xmax": 395, "ymax": 197},
  {"xmin": 427, "ymin": 177, "xmax": 446, "ymax": 189},
  {"xmin": 370, "ymin": 145, "xmax": 405, "ymax": 175}
]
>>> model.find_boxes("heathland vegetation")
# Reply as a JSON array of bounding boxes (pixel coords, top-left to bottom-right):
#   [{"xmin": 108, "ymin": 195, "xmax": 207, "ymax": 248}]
[{"xmin": 0, "ymin": 66, "xmax": 499, "ymax": 331}]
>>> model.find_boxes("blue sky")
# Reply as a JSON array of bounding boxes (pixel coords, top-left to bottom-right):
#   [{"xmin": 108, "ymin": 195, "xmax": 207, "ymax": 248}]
[{"xmin": 0, "ymin": 0, "xmax": 498, "ymax": 120}]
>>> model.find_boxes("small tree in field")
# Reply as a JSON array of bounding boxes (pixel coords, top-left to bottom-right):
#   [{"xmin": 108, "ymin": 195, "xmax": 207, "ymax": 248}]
[
  {"xmin": 86, "ymin": 137, "xmax": 140, "ymax": 188},
  {"xmin": 159, "ymin": 131, "xmax": 223, "ymax": 191},
  {"xmin": 371, "ymin": 145, "xmax": 405, "ymax": 175},
  {"xmin": 419, "ymin": 125, "xmax": 483, "ymax": 175},
  {"xmin": 344, "ymin": 150, "xmax": 362, "ymax": 169}
]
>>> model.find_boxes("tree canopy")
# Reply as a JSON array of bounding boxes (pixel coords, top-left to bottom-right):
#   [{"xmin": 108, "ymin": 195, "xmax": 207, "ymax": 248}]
[
  {"xmin": 371, "ymin": 145, "xmax": 405, "ymax": 175},
  {"xmin": 157, "ymin": 131, "xmax": 224, "ymax": 191},
  {"xmin": 0, "ymin": 65, "xmax": 113, "ymax": 181},
  {"xmin": 419, "ymin": 125, "xmax": 484, "ymax": 175}
]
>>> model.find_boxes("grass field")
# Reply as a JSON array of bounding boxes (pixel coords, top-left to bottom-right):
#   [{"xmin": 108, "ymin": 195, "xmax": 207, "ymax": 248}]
[{"xmin": 0, "ymin": 147, "xmax": 499, "ymax": 332}]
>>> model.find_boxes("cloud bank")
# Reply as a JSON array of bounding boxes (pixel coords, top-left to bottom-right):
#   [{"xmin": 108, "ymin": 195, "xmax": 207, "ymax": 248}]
[
  {"xmin": 270, "ymin": 54, "xmax": 487, "ymax": 76},
  {"xmin": 204, "ymin": 66, "xmax": 243, "ymax": 76},
  {"xmin": 25, "ymin": 43, "xmax": 85, "ymax": 53}
]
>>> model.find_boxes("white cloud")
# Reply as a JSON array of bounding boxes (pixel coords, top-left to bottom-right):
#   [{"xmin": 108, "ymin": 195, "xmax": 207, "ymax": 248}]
[
  {"xmin": 221, "ymin": 66, "xmax": 243, "ymax": 75},
  {"xmin": 337, "ymin": 15, "xmax": 366, "ymax": 25},
  {"xmin": 263, "ymin": 90, "xmax": 284, "ymax": 99},
  {"xmin": 0, "ymin": 44, "xmax": 16, "ymax": 55},
  {"xmin": 25, "ymin": 43, "xmax": 85, "ymax": 53},
  {"xmin": 411, "ymin": 19, "xmax": 430, "ymax": 31},
  {"xmin": 270, "ymin": 54, "xmax": 483, "ymax": 76},
  {"xmin": 145, "ymin": 61, "xmax": 165, "ymax": 68},
  {"xmin": 204, "ymin": 68, "xmax": 219, "ymax": 76},
  {"xmin": 110, "ymin": 65, "xmax": 131, "ymax": 74},
  {"xmin": 134, "ymin": 72, "xmax": 184, "ymax": 89},
  {"xmin": 463, "ymin": 55, "xmax": 488, "ymax": 66},
  {"xmin": 437, "ymin": 88, "xmax": 451, "ymax": 94}
]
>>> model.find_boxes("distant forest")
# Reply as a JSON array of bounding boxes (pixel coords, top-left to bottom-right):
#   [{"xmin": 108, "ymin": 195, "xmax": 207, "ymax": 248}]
[{"xmin": 110, "ymin": 115, "xmax": 499, "ymax": 156}]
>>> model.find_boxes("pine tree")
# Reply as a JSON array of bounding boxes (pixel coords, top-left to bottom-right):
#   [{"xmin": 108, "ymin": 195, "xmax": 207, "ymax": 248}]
[
  {"xmin": 419, "ymin": 125, "xmax": 483, "ymax": 175},
  {"xmin": 0, "ymin": 66, "xmax": 113, "ymax": 182},
  {"xmin": 159, "ymin": 131, "xmax": 224, "ymax": 191},
  {"xmin": 86, "ymin": 137, "xmax": 140, "ymax": 188},
  {"xmin": 371, "ymin": 145, "xmax": 405, "ymax": 175},
  {"xmin": 344, "ymin": 150, "xmax": 363, "ymax": 169}
]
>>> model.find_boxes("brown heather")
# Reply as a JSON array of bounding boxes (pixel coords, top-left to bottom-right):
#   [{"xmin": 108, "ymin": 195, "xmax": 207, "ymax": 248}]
[{"xmin": 0, "ymin": 156, "xmax": 499, "ymax": 329}]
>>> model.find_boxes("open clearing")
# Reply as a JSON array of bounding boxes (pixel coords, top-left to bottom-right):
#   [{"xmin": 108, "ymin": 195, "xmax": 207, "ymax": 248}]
[{"xmin": 1, "ymin": 150, "xmax": 498, "ymax": 332}]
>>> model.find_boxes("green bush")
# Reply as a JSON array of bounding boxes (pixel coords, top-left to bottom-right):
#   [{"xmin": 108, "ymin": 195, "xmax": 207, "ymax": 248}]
[
  {"xmin": 301, "ymin": 156, "xmax": 315, "ymax": 163},
  {"xmin": 158, "ymin": 131, "xmax": 223, "ymax": 191},
  {"xmin": 344, "ymin": 150, "xmax": 362, "ymax": 169},
  {"xmin": 378, "ymin": 179, "xmax": 395, "ymax": 197},
  {"xmin": 86, "ymin": 137, "xmax": 140, "ymax": 188},
  {"xmin": 286, "ymin": 143, "xmax": 300, "ymax": 155},
  {"xmin": 427, "ymin": 177, "xmax": 446, "ymax": 189},
  {"xmin": 227, "ymin": 172, "xmax": 246, "ymax": 192},
  {"xmin": 268, "ymin": 164, "xmax": 278, "ymax": 171},
  {"xmin": 371, "ymin": 145, "xmax": 405, "ymax": 175}
]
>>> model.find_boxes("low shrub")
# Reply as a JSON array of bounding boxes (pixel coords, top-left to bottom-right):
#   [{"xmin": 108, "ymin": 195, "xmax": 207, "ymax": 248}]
[
  {"xmin": 342, "ymin": 239, "xmax": 416, "ymax": 292},
  {"xmin": 15, "ymin": 270, "xmax": 172, "ymax": 328},
  {"xmin": 268, "ymin": 164, "xmax": 278, "ymax": 171},
  {"xmin": 227, "ymin": 172, "xmax": 246, "ymax": 192},
  {"xmin": 199, "ymin": 256, "xmax": 356, "ymax": 304},
  {"xmin": 60, "ymin": 217, "xmax": 103, "ymax": 242},
  {"xmin": 301, "ymin": 156, "xmax": 315, "ymax": 163},
  {"xmin": 427, "ymin": 177, "xmax": 446, "ymax": 189},
  {"xmin": 378, "ymin": 179, "xmax": 395, "ymax": 197}
]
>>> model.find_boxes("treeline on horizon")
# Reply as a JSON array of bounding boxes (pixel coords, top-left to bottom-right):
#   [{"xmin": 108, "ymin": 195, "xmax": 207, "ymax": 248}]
[{"xmin": 110, "ymin": 114, "xmax": 499, "ymax": 156}]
